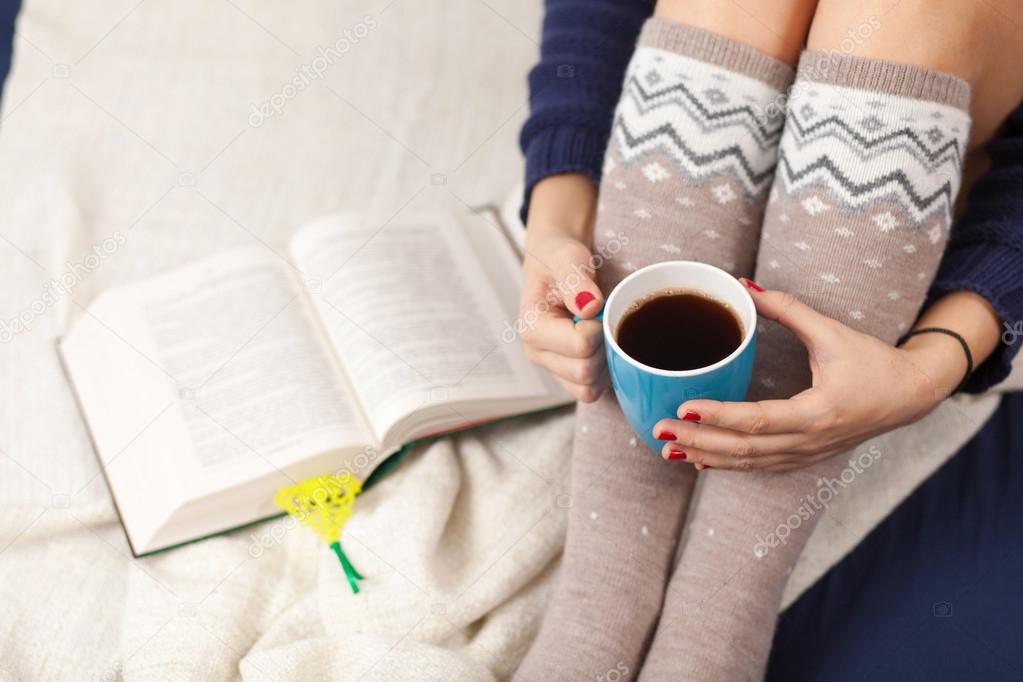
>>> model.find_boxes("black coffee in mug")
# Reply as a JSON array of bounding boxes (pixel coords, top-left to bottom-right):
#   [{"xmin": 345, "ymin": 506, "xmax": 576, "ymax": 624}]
[{"xmin": 615, "ymin": 287, "xmax": 743, "ymax": 371}]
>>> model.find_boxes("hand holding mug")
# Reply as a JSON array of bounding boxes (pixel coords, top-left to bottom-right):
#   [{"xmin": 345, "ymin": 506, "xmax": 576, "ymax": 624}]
[
  {"xmin": 518, "ymin": 227, "xmax": 610, "ymax": 403},
  {"xmin": 599, "ymin": 262, "xmax": 757, "ymax": 453}
]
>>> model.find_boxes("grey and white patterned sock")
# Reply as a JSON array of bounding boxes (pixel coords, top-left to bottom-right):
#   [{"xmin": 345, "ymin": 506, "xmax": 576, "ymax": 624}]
[
  {"xmin": 640, "ymin": 52, "xmax": 971, "ymax": 681},
  {"xmin": 595, "ymin": 18, "xmax": 795, "ymax": 284},
  {"xmin": 515, "ymin": 19, "xmax": 794, "ymax": 681}
]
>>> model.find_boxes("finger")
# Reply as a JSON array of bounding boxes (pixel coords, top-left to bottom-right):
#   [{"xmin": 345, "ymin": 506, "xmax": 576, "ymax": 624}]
[
  {"xmin": 676, "ymin": 392, "xmax": 822, "ymax": 435},
  {"xmin": 530, "ymin": 347, "xmax": 606, "ymax": 387},
  {"xmin": 549, "ymin": 242, "xmax": 604, "ymax": 318},
  {"xmin": 523, "ymin": 317, "xmax": 603, "ymax": 358},
  {"xmin": 652, "ymin": 420, "xmax": 811, "ymax": 459},
  {"xmin": 662, "ymin": 439, "xmax": 806, "ymax": 472},
  {"xmin": 554, "ymin": 373, "xmax": 607, "ymax": 404},
  {"xmin": 740, "ymin": 278, "xmax": 837, "ymax": 351},
  {"xmin": 660, "ymin": 442, "xmax": 803, "ymax": 471}
]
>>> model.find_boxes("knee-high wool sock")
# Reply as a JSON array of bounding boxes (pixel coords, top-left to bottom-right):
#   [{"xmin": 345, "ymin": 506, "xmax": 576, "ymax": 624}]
[
  {"xmin": 640, "ymin": 52, "xmax": 971, "ymax": 681},
  {"xmin": 514, "ymin": 19, "xmax": 793, "ymax": 681}
]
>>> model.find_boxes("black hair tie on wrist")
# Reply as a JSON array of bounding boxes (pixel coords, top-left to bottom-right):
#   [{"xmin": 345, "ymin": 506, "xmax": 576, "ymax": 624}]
[{"xmin": 899, "ymin": 326, "xmax": 974, "ymax": 394}]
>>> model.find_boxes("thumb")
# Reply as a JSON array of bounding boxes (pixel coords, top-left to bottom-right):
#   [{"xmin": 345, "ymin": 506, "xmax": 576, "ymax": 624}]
[
  {"xmin": 740, "ymin": 278, "xmax": 836, "ymax": 351},
  {"xmin": 552, "ymin": 242, "xmax": 603, "ymax": 318}
]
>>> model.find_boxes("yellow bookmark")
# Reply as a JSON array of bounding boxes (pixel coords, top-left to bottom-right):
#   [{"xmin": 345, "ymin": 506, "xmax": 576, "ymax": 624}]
[{"xmin": 274, "ymin": 474, "xmax": 364, "ymax": 593}]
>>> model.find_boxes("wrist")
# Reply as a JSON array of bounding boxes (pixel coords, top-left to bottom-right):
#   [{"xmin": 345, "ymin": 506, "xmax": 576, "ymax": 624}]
[
  {"xmin": 899, "ymin": 332, "xmax": 968, "ymax": 400},
  {"xmin": 525, "ymin": 174, "xmax": 597, "ymax": 244}
]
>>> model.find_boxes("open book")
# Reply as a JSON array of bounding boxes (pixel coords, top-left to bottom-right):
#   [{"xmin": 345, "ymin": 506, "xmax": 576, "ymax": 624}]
[{"xmin": 59, "ymin": 209, "xmax": 568, "ymax": 556}]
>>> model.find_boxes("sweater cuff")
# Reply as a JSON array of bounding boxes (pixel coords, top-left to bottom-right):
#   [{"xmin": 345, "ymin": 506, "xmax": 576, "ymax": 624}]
[
  {"xmin": 520, "ymin": 125, "xmax": 608, "ymax": 224},
  {"xmin": 929, "ymin": 242, "xmax": 1023, "ymax": 393}
]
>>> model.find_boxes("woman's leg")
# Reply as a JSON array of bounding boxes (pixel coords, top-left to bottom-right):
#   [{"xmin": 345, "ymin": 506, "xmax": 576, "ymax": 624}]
[
  {"xmin": 640, "ymin": 2, "xmax": 1023, "ymax": 679},
  {"xmin": 514, "ymin": 3, "xmax": 805, "ymax": 677}
]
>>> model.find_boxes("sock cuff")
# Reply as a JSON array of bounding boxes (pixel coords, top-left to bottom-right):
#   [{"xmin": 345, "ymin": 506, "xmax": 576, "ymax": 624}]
[
  {"xmin": 797, "ymin": 51, "xmax": 971, "ymax": 111},
  {"xmin": 638, "ymin": 18, "xmax": 794, "ymax": 91}
]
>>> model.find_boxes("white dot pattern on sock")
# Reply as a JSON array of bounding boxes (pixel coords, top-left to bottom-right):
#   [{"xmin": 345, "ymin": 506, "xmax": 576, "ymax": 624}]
[
  {"xmin": 712, "ymin": 183, "xmax": 737, "ymax": 204},
  {"xmin": 874, "ymin": 212, "xmax": 898, "ymax": 232},
  {"xmin": 642, "ymin": 162, "xmax": 670, "ymax": 183},
  {"xmin": 801, "ymin": 196, "xmax": 829, "ymax": 215}
]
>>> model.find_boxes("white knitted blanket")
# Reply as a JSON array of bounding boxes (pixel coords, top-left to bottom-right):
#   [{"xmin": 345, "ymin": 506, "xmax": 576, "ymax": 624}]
[{"xmin": 0, "ymin": 1, "xmax": 1017, "ymax": 679}]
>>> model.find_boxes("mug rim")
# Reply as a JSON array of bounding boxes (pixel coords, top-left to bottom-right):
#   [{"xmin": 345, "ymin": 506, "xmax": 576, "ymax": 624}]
[{"xmin": 602, "ymin": 261, "xmax": 757, "ymax": 378}]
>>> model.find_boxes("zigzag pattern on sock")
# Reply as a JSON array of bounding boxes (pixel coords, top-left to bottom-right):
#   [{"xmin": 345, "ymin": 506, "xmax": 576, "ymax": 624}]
[
  {"xmin": 776, "ymin": 58, "xmax": 971, "ymax": 230},
  {"xmin": 610, "ymin": 46, "xmax": 788, "ymax": 201}
]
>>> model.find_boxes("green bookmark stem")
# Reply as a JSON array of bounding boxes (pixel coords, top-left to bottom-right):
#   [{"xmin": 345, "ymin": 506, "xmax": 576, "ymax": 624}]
[{"xmin": 329, "ymin": 540, "xmax": 364, "ymax": 594}]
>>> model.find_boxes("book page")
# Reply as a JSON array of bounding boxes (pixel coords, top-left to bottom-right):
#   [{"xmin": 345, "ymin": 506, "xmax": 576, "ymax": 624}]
[
  {"xmin": 138, "ymin": 252, "xmax": 371, "ymax": 475},
  {"xmin": 60, "ymin": 248, "xmax": 372, "ymax": 547},
  {"xmin": 289, "ymin": 211, "xmax": 550, "ymax": 441}
]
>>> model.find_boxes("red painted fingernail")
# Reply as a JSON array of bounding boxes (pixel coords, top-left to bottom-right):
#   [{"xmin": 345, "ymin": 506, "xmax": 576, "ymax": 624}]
[
  {"xmin": 656, "ymin": 431, "xmax": 676, "ymax": 441},
  {"xmin": 682, "ymin": 411, "xmax": 701, "ymax": 422},
  {"xmin": 744, "ymin": 279, "xmax": 765, "ymax": 292},
  {"xmin": 667, "ymin": 449, "xmax": 687, "ymax": 461},
  {"xmin": 575, "ymin": 291, "xmax": 596, "ymax": 310}
]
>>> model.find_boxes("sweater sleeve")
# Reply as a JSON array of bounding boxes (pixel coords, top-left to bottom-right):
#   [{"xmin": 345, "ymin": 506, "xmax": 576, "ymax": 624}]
[
  {"xmin": 519, "ymin": 0, "xmax": 654, "ymax": 222},
  {"xmin": 928, "ymin": 106, "xmax": 1023, "ymax": 393}
]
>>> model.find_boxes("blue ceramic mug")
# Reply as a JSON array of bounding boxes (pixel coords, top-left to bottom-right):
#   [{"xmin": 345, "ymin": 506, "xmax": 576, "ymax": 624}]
[{"xmin": 598, "ymin": 261, "xmax": 757, "ymax": 453}]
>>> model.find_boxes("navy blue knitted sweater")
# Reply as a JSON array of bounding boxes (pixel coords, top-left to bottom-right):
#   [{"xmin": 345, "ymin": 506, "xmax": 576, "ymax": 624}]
[{"xmin": 520, "ymin": 0, "xmax": 1022, "ymax": 392}]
